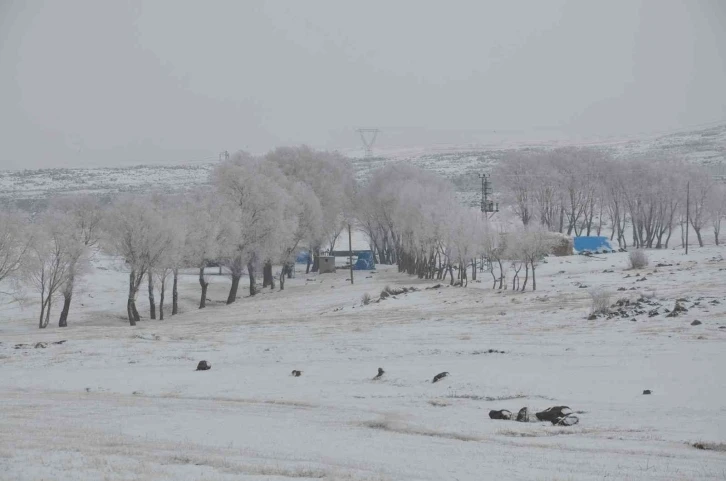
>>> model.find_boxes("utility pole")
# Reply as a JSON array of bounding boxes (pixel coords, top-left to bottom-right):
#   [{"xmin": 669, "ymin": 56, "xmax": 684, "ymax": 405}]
[
  {"xmin": 685, "ymin": 180, "xmax": 690, "ymax": 255},
  {"xmin": 479, "ymin": 173, "xmax": 499, "ymax": 216},
  {"xmin": 348, "ymin": 223, "xmax": 354, "ymax": 285}
]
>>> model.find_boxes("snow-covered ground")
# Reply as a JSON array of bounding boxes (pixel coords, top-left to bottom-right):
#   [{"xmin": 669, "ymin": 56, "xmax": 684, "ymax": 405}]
[{"xmin": 2, "ymin": 244, "xmax": 725, "ymax": 480}]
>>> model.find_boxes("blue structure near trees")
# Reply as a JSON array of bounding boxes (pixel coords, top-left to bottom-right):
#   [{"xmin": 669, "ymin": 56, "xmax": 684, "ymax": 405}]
[
  {"xmin": 573, "ymin": 236, "xmax": 614, "ymax": 254},
  {"xmin": 295, "ymin": 251, "xmax": 311, "ymax": 264},
  {"xmin": 353, "ymin": 251, "xmax": 375, "ymax": 270}
]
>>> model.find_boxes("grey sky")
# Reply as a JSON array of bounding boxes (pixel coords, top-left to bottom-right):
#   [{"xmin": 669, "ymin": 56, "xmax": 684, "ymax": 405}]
[{"xmin": 1, "ymin": 0, "xmax": 725, "ymax": 169}]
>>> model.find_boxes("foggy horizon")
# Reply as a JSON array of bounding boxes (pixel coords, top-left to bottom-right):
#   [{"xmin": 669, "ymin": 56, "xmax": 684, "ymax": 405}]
[{"xmin": 1, "ymin": 0, "xmax": 725, "ymax": 169}]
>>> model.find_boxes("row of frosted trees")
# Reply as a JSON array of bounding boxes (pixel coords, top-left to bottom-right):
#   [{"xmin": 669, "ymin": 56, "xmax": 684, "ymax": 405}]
[
  {"xmin": 497, "ymin": 147, "xmax": 726, "ymax": 248},
  {"xmin": 5, "ymin": 146, "xmax": 721, "ymax": 329},
  {"xmin": 1, "ymin": 147, "xmax": 356, "ymax": 327}
]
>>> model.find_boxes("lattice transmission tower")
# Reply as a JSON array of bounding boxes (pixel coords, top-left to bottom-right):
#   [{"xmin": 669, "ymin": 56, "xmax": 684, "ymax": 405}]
[{"xmin": 357, "ymin": 128, "xmax": 380, "ymax": 158}]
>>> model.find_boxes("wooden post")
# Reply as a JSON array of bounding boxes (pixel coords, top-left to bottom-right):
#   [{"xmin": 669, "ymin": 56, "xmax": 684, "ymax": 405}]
[
  {"xmin": 348, "ymin": 224, "xmax": 354, "ymax": 285},
  {"xmin": 685, "ymin": 181, "xmax": 690, "ymax": 255}
]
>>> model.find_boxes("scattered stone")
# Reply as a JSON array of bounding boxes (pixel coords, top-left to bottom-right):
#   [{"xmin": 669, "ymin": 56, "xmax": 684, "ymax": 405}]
[
  {"xmin": 655, "ymin": 263, "xmax": 673, "ymax": 267},
  {"xmin": 691, "ymin": 320, "xmax": 702, "ymax": 326},
  {"xmin": 648, "ymin": 309, "xmax": 659, "ymax": 317},
  {"xmin": 489, "ymin": 409, "xmax": 512, "ymax": 420},
  {"xmin": 52, "ymin": 340, "xmax": 67, "ymax": 345},
  {"xmin": 719, "ymin": 326, "xmax": 726, "ymax": 329},
  {"xmin": 432, "ymin": 372, "xmax": 449, "ymax": 383},
  {"xmin": 535, "ymin": 406, "xmax": 572, "ymax": 423},
  {"xmin": 516, "ymin": 407, "xmax": 530, "ymax": 422},
  {"xmin": 631, "ymin": 318, "xmax": 637, "ymax": 322},
  {"xmin": 636, "ymin": 277, "xmax": 647, "ymax": 282},
  {"xmin": 617, "ymin": 287, "xmax": 627, "ymax": 291},
  {"xmin": 427, "ymin": 284, "xmax": 443, "ymax": 290},
  {"xmin": 643, "ymin": 389, "xmax": 652, "ymax": 395},
  {"xmin": 666, "ymin": 302, "xmax": 688, "ymax": 318},
  {"xmin": 554, "ymin": 415, "xmax": 579, "ymax": 426},
  {"xmin": 373, "ymin": 367, "xmax": 385, "ymax": 380},
  {"xmin": 196, "ymin": 360, "xmax": 211, "ymax": 371},
  {"xmin": 603, "ymin": 269, "xmax": 614, "ymax": 273},
  {"xmin": 291, "ymin": 370, "xmax": 302, "ymax": 377},
  {"xmin": 379, "ymin": 291, "xmax": 390, "ymax": 299},
  {"xmin": 34, "ymin": 342, "xmax": 47, "ymax": 349},
  {"xmin": 587, "ymin": 314, "xmax": 598, "ymax": 320}
]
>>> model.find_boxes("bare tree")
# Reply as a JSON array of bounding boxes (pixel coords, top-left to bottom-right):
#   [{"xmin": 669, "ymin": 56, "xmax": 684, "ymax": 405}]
[
  {"xmin": 709, "ymin": 184, "xmax": 726, "ymax": 246},
  {"xmin": 687, "ymin": 168, "xmax": 715, "ymax": 247},
  {"xmin": 23, "ymin": 215, "xmax": 84, "ymax": 328},
  {"xmin": 0, "ymin": 209, "xmax": 31, "ymax": 289}
]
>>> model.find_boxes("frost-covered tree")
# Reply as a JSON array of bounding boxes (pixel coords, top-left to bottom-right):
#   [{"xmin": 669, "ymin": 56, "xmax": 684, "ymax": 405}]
[
  {"xmin": 23, "ymin": 214, "xmax": 87, "ymax": 328},
  {"xmin": 49, "ymin": 195, "xmax": 104, "ymax": 327},
  {"xmin": 213, "ymin": 154, "xmax": 291, "ymax": 303},
  {"xmin": 182, "ymin": 190, "xmax": 224, "ymax": 309},
  {"xmin": 513, "ymin": 224, "xmax": 555, "ymax": 291},
  {"xmin": 103, "ymin": 197, "xmax": 171, "ymax": 325},
  {"xmin": 265, "ymin": 146, "xmax": 356, "ymax": 271},
  {"xmin": 708, "ymin": 184, "xmax": 726, "ymax": 246},
  {"xmin": 687, "ymin": 168, "xmax": 716, "ymax": 247},
  {"xmin": 0, "ymin": 208, "xmax": 31, "ymax": 287}
]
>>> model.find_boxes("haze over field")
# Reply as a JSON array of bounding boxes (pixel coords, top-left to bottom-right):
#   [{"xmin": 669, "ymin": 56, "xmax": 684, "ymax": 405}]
[{"xmin": 1, "ymin": 0, "xmax": 726, "ymax": 169}]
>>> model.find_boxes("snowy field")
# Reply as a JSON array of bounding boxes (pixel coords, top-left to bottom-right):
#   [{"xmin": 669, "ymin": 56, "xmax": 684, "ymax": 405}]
[{"xmin": 2, "ymin": 246, "xmax": 726, "ymax": 480}]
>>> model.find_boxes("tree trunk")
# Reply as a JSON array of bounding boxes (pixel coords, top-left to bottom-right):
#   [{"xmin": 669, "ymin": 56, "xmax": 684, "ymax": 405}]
[
  {"xmin": 694, "ymin": 228, "xmax": 704, "ymax": 247},
  {"xmin": 127, "ymin": 271, "xmax": 137, "ymax": 326},
  {"xmin": 248, "ymin": 262, "xmax": 257, "ymax": 296},
  {"xmin": 521, "ymin": 263, "xmax": 529, "ymax": 291},
  {"xmin": 311, "ymin": 247, "xmax": 320, "ymax": 272},
  {"xmin": 531, "ymin": 262, "xmax": 537, "ymax": 291},
  {"xmin": 58, "ymin": 291, "xmax": 72, "ymax": 327},
  {"xmin": 44, "ymin": 297, "xmax": 52, "ymax": 328},
  {"xmin": 227, "ymin": 274, "xmax": 240, "ymax": 304},
  {"xmin": 159, "ymin": 277, "xmax": 165, "ymax": 320},
  {"xmin": 263, "ymin": 260, "xmax": 273, "ymax": 288},
  {"xmin": 147, "ymin": 272, "xmax": 156, "ymax": 320},
  {"xmin": 39, "ymin": 297, "xmax": 47, "ymax": 329},
  {"xmin": 279, "ymin": 264, "xmax": 287, "ymax": 290},
  {"xmin": 471, "ymin": 259, "xmax": 476, "ymax": 281},
  {"xmin": 172, "ymin": 269, "xmax": 179, "ymax": 315},
  {"xmin": 199, "ymin": 266, "xmax": 209, "ymax": 309}
]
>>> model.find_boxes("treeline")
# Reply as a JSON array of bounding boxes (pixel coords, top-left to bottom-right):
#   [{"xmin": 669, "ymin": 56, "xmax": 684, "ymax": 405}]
[
  {"xmin": 497, "ymin": 148, "xmax": 726, "ymax": 248},
  {"xmin": 1, "ymin": 145, "xmax": 724, "ymax": 329}
]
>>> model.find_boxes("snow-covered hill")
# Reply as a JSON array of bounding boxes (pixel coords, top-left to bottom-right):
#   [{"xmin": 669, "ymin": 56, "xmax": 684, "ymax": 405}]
[{"xmin": 1, "ymin": 123, "xmax": 724, "ymax": 207}]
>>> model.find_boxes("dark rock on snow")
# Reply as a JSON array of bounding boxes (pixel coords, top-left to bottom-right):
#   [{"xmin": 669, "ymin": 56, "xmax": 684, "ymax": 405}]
[
  {"xmin": 535, "ymin": 406, "xmax": 572, "ymax": 423},
  {"xmin": 432, "ymin": 372, "xmax": 449, "ymax": 383},
  {"xmin": 489, "ymin": 409, "xmax": 513, "ymax": 420},
  {"xmin": 516, "ymin": 407, "xmax": 529, "ymax": 422},
  {"xmin": 691, "ymin": 320, "xmax": 702, "ymax": 326},
  {"xmin": 196, "ymin": 360, "xmax": 211, "ymax": 371},
  {"xmin": 291, "ymin": 370, "xmax": 302, "ymax": 377},
  {"xmin": 643, "ymin": 389, "xmax": 652, "ymax": 395},
  {"xmin": 374, "ymin": 367, "xmax": 385, "ymax": 380}
]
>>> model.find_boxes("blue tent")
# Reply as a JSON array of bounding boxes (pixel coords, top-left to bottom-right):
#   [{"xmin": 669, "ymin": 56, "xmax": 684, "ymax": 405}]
[
  {"xmin": 295, "ymin": 251, "xmax": 311, "ymax": 264},
  {"xmin": 353, "ymin": 251, "xmax": 375, "ymax": 270},
  {"xmin": 573, "ymin": 236, "xmax": 614, "ymax": 254}
]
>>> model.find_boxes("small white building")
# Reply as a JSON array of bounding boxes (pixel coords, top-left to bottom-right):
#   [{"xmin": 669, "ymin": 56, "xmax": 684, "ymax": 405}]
[{"xmin": 318, "ymin": 256, "xmax": 336, "ymax": 273}]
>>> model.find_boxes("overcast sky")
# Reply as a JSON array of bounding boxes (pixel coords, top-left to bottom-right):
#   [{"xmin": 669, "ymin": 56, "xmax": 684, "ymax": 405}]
[{"xmin": 1, "ymin": 0, "xmax": 725, "ymax": 169}]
